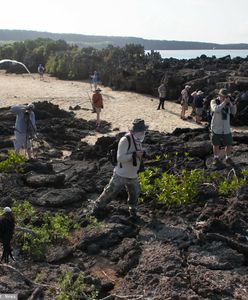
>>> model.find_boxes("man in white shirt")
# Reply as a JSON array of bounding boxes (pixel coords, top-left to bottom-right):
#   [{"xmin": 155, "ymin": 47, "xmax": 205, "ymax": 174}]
[
  {"xmin": 210, "ymin": 88, "xmax": 237, "ymax": 165},
  {"xmin": 93, "ymin": 119, "xmax": 148, "ymax": 218}
]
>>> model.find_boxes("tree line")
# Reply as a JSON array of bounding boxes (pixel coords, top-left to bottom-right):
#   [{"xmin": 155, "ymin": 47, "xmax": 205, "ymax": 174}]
[{"xmin": 0, "ymin": 38, "xmax": 163, "ymax": 94}]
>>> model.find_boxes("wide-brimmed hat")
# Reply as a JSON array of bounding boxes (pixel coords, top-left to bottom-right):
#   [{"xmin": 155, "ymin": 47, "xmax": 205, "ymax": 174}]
[
  {"xmin": 185, "ymin": 85, "xmax": 191, "ymax": 90},
  {"xmin": 130, "ymin": 119, "xmax": 148, "ymax": 132},
  {"xmin": 218, "ymin": 88, "xmax": 229, "ymax": 97},
  {"xmin": 95, "ymin": 88, "xmax": 102, "ymax": 92},
  {"xmin": 197, "ymin": 90, "xmax": 204, "ymax": 95}
]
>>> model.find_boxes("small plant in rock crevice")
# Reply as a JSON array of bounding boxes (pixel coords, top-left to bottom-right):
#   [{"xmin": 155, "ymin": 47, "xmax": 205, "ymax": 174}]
[
  {"xmin": 0, "ymin": 150, "xmax": 26, "ymax": 173},
  {"xmin": 12, "ymin": 200, "xmax": 77, "ymax": 259},
  {"xmin": 55, "ymin": 271, "xmax": 99, "ymax": 300}
]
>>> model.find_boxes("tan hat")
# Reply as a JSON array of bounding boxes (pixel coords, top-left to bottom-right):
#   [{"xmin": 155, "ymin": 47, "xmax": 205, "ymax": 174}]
[{"xmin": 218, "ymin": 88, "xmax": 228, "ymax": 97}]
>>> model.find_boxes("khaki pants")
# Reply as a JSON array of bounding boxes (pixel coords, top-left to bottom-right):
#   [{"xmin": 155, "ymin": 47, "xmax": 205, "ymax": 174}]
[{"xmin": 95, "ymin": 172, "xmax": 140, "ymax": 211}]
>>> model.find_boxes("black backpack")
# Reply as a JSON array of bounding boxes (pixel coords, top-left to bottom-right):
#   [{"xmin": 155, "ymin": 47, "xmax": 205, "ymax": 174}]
[{"xmin": 108, "ymin": 135, "xmax": 131, "ymax": 167}]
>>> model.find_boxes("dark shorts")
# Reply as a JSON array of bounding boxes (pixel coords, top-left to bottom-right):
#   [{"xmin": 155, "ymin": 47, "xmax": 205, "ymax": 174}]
[{"xmin": 211, "ymin": 132, "xmax": 233, "ymax": 146}]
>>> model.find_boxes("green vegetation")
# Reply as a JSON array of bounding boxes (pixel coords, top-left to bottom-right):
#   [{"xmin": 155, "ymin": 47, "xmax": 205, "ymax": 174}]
[
  {"xmin": 0, "ymin": 150, "xmax": 26, "ymax": 173},
  {"xmin": 86, "ymin": 216, "xmax": 103, "ymax": 232},
  {"xmin": 55, "ymin": 271, "xmax": 98, "ymax": 300},
  {"xmin": 0, "ymin": 38, "xmax": 160, "ymax": 93},
  {"xmin": 12, "ymin": 200, "xmax": 76, "ymax": 259},
  {"xmin": 139, "ymin": 167, "xmax": 205, "ymax": 205},
  {"xmin": 139, "ymin": 161, "xmax": 248, "ymax": 205},
  {"xmin": 218, "ymin": 169, "xmax": 248, "ymax": 196}
]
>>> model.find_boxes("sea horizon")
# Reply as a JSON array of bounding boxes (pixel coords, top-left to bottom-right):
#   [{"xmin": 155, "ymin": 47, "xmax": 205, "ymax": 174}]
[{"xmin": 146, "ymin": 49, "xmax": 248, "ymax": 60}]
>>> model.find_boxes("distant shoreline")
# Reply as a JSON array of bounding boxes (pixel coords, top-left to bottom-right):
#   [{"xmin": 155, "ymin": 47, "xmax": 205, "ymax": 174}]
[
  {"xmin": 146, "ymin": 49, "xmax": 248, "ymax": 59},
  {"xmin": 1, "ymin": 29, "xmax": 248, "ymax": 51}
]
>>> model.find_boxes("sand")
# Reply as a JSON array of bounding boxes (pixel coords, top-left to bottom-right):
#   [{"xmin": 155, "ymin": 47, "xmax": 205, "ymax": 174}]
[{"xmin": 0, "ymin": 71, "xmax": 246, "ymax": 144}]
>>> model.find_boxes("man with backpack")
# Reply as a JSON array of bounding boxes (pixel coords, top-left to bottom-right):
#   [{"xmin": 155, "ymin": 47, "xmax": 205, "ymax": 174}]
[
  {"xmin": 92, "ymin": 119, "xmax": 148, "ymax": 219},
  {"xmin": 210, "ymin": 88, "xmax": 237, "ymax": 165},
  {"xmin": 11, "ymin": 103, "xmax": 36, "ymax": 160}
]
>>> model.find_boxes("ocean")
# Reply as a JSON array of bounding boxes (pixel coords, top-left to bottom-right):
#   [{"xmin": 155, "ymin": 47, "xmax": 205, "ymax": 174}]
[{"xmin": 147, "ymin": 49, "xmax": 248, "ymax": 59}]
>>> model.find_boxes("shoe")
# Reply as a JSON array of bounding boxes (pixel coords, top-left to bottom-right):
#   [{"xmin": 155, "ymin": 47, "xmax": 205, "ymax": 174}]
[
  {"xmin": 157, "ymin": 108, "xmax": 160, "ymax": 110},
  {"xmin": 212, "ymin": 157, "xmax": 221, "ymax": 166},
  {"xmin": 225, "ymin": 157, "xmax": 234, "ymax": 164},
  {"xmin": 128, "ymin": 206, "xmax": 137, "ymax": 218}
]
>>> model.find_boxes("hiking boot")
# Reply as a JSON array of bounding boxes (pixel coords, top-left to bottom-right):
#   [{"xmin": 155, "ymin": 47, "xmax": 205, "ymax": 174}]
[
  {"xmin": 225, "ymin": 157, "xmax": 234, "ymax": 164},
  {"xmin": 128, "ymin": 206, "xmax": 137, "ymax": 218},
  {"xmin": 212, "ymin": 157, "xmax": 221, "ymax": 166}
]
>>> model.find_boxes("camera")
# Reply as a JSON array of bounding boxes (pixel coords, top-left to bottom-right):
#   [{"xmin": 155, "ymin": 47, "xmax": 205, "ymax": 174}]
[{"xmin": 132, "ymin": 152, "xmax": 137, "ymax": 166}]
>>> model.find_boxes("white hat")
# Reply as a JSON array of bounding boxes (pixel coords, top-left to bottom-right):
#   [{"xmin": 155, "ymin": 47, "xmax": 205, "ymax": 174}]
[
  {"xmin": 197, "ymin": 90, "xmax": 204, "ymax": 95},
  {"xmin": 27, "ymin": 103, "xmax": 35, "ymax": 110},
  {"xmin": 185, "ymin": 85, "xmax": 191, "ymax": 90},
  {"xmin": 3, "ymin": 207, "xmax": 12, "ymax": 213}
]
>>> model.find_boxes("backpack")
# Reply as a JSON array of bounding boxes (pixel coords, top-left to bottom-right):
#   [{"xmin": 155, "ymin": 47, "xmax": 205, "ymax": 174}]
[
  {"xmin": 108, "ymin": 135, "xmax": 131, "ymax": 167},
  {"xmin": 38, "ymin": 65, "xmax": 44, "ymax": 73},
  {"xmin": 24, "ymin": 111, "xmax": 36, "ymax": 138}
]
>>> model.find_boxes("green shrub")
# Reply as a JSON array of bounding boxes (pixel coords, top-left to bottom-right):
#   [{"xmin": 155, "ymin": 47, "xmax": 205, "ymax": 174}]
[
  {"xmin": 12, "ymin": 201, "xmax": 76, "ymax": 259},
  {"xmin": 0, "ymin": 150, "xmax": 26, "ymax": 173},
  {"xmin": 139, "ymin": 167, "xmax": 205, "ymax": 206},
  {"xmin": 218, "ymin": 169, "xmax": 248, "ymax": 196},
  {"xmin": 56, "ymin": 271, "xmax": 98, "ymax": 300}
]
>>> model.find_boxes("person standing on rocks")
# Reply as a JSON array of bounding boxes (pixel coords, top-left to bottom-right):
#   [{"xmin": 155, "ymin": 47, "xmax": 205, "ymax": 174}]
[
  {"xmin": 180, "ymin": 85, "xmax": 191, "ymax": 120},
  {"xmin": 92, "ymin": 119, "xmax": 148, "ymax": 219},
  {"xmin": 210, "ymin": 88, "xmax": 237, "ymax": 165},
  {"xmin": 194, "ymin": 90, "xmax": 204, "ymax": 124},
  {"xmin": 91, "ymin": 88, "xmax": 103, "ymax": 128},
  {"xmin": 11, "ymin": 103, "xmax": 36, "ymax": 159},
  {"xmin": 0, "ymin": 207, "xmax": 15, "ymax": 263},
  {"xmin": 157, "ymin": 82, "xmax": 167, "ymax": 110}
]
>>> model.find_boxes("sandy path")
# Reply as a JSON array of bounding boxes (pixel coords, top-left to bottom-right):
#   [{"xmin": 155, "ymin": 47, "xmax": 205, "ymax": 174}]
[{"xmin": 0, "ymin": 71, "xmax": 246, "ymax": 144}]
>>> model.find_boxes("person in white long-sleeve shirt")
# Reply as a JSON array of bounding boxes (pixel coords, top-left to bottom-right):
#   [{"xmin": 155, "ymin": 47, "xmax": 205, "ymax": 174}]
[
  {"xmin": 210, "ymin": 88, "xmax": 237, "ymax": 165},
  {"xmin": 93, "ymin": 119, "xmax": 148, "ymax": 218},
  {"xmin": 11, "ymin": 103, "xmax": 36, "ymax": 159}
]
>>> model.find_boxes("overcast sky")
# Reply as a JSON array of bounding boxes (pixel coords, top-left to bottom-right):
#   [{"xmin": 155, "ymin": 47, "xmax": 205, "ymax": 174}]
[{"xmin": 1, "ymin": 0, "xmax": 248, "ymax": 44}]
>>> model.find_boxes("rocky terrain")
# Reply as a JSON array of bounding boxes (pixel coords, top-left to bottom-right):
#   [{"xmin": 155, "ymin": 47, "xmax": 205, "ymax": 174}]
[{"xmin": 0, "ymin": 102, "xmax": 248, "ymax": 299}]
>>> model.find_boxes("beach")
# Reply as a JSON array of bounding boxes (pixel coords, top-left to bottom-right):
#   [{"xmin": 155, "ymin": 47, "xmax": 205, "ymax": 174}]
[{"xmin": 0, "ymin": 71, "xmax": 246, "ymax": 143}]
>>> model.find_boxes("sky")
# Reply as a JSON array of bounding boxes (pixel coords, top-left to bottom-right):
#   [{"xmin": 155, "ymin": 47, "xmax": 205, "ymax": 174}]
[{"xmin": 1, "ymin": 0, "xmax": 248, "ymax": 44}]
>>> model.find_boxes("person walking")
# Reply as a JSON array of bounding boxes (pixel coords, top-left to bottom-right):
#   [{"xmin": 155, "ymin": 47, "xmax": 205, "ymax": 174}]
[
  {"xmin": 210, "ymin": 88, "xmax": 237, "ymax": 165},
  {"xmin": 38, "ymin": 64, "xmax": 45, "ymax": 80},
  {"xmin": 180, "ymin": 85, "xmax": 191, "ymax": 120},
  {"xmin": 91, "ymin": 88, "xmax": 103, "ymax": 128},
  {"xmin": 157, "ymin": 82, "xmax": 167, "ymax": 110},
  {"xmin": 92, "ymin": 119, "xmax": 148, "ymax": 218},
  {"xmin": 11, "ymin": 103, "xmax": 36, "ymax": 159},
  {"xmin": 91, "ymin": 70, "xmax": 100, "ymax": 90}
]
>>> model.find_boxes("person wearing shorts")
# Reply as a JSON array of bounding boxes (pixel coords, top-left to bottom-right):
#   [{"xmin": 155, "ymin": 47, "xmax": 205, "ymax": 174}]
[
  {"xmin": 210, "ymin": 88, "xmax": 237, "ymax": 164},
  {"xmin": 92, "ymin": 88, "xmax": 103, "ymax": 127}
]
